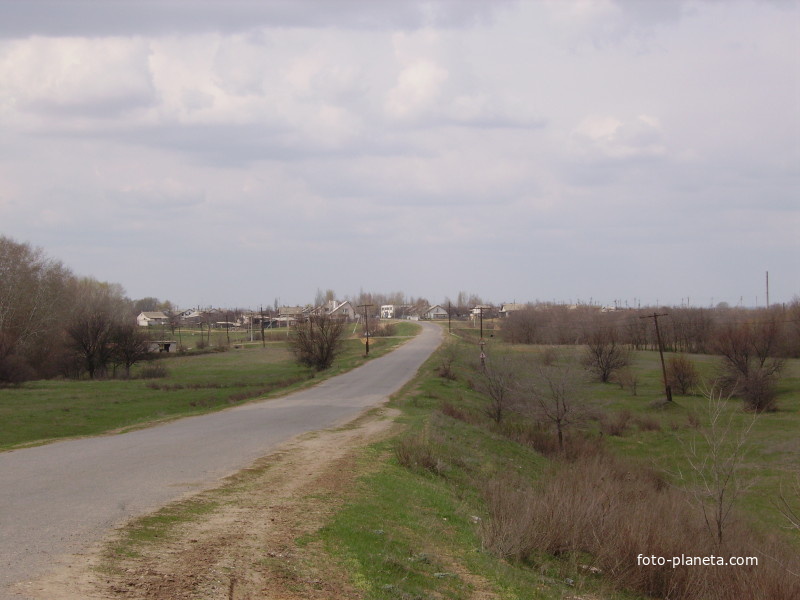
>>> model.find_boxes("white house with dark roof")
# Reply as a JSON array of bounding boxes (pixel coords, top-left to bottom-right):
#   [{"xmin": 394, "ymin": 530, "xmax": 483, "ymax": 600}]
[
  {"xmin": 136, "ymin": 311, "xmax": 168, "ymax": 327},
  {"xmin": 421, "ymin": 304, "xmax": 449, "ymax": 320}
]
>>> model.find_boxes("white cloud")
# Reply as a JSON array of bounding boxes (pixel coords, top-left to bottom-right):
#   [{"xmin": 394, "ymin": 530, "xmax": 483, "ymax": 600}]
[
  {"xmin": 0, "ymin": 36, "xmax": 154, "ymax": 119},
  {"xmin": 385, "ymin": 58, "xmax": 449, "ymax": 119},
  {"xmin": 571, "ymin": 113, "xmax": 666, "ymax": 159}
]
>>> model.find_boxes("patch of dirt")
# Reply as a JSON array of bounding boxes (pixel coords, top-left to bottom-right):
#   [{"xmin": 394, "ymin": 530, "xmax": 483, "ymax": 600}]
[{"xmin": 22, "ymin": 408, "xmax": 401, "ymax": 600}]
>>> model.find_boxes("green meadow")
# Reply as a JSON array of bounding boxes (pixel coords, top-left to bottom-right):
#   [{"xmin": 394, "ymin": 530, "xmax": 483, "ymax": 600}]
[{"xmin": 0, "ymin": 322, "xmax": 420, "ymax": 450}]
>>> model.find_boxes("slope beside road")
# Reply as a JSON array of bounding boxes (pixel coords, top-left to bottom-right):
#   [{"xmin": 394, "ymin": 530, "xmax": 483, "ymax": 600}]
[{"xmin": 0, "ymin": 322, "xmax": 443, "ymax": 600}]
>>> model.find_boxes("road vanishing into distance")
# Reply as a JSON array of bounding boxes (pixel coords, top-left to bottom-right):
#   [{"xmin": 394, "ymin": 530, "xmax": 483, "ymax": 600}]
[{"xmin": 0, "ymin": 322, "xmax": 443, "ymax": 600}]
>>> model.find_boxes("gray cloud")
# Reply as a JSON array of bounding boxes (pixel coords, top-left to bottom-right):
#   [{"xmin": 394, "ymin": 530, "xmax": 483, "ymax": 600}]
[{"xmin": 0, "ymin": 0, "xmax": 517, "ymax": 38}]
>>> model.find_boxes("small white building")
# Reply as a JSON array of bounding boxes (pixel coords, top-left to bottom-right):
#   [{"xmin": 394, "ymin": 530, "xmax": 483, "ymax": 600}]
[
  {"xmin": 381, "ymin": 305, "xmax": 395, "ymax": 319},
  {"xmin": 137, "ymin": 311, "xmax": 169, "ymax": 327},
  {"xmin": 422, "ymin": 304, "xmax": 449, "ymax": 320},
  {"xmin": 499, "ymin": 303, "xmax": 526, "ymax": 318},
  {"xmin": 148, "ymin": 340, "xmax": 178, "ymax": 353}
]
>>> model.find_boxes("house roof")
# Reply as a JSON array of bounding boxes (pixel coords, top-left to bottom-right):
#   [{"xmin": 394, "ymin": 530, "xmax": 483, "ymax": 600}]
[{"xmin": 139, "ymin": 311, "xmax": 168, "ymax": 319}]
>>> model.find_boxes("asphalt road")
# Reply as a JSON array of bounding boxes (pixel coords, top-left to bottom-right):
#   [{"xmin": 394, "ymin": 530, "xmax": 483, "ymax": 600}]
[{"xmin": 0, "ymin": 322, "xmax": 442, "ymax": 599}]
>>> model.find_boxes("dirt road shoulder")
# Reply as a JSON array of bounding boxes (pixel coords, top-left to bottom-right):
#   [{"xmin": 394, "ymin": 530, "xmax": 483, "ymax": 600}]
[{"xmin": 22, "ymin": 407, "xmax": 402, "ymax": 600}]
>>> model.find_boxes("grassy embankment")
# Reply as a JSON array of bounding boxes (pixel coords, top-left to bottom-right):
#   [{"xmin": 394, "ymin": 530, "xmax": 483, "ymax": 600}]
[
  {"xmin": 0, "ymin": 321, "xmax": 420, "ymax": 450},
  {"xmin": 315, "ymin": 327, "xmax": 800, "ymax": 599}
]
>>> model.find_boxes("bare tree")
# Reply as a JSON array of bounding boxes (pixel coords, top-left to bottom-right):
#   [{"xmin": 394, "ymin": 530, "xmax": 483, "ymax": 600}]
[
  {"xmin": 714, "ymin": 318, "xmax": 783, "ymax": 411},
  {"xmin": 290, "ymin": 314, "xmax": 347, "ymax": 370},
  {"xmin": 500, "ymin": 307, "xmax": 545, "ymax": 344},
  {"xmin": 522, "ymin": 361, "xmax": 586, "ymax": 452},
  {"xmin": 678, "ymin": 387, "xmax": 756, "ymax": 546},
  {"xmin": 474, "ymin": 352, "xmax": 520, "ymax": 424},
  {"xmin": 65, "ymin": 278, "xmax": 129, "ymax": 379},
  {"xmin": 582, "ymin": 328, "xmax": 630, "ymax": 383},
  {"xmin": 111, "ymin": 323, "xmax": 153, "ymax": 378},
  {"xmin": 0, "ymin": 237, "xmax": 72, "ymax": 382}
]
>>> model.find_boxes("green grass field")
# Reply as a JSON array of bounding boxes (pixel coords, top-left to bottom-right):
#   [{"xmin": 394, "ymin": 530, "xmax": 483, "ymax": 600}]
[
  {"xmin": 0, "ymin": 321, "xmax": 420, "ymax": 450},
  {"xmin": 314, "ymin": 326, "xmax": 800, "ymax": 599}
]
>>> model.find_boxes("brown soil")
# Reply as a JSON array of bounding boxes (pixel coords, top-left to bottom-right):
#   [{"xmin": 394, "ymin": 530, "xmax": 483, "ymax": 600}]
[{"xmin": 21, "ymin": 408, "xmax": 402, "ymax": 600}]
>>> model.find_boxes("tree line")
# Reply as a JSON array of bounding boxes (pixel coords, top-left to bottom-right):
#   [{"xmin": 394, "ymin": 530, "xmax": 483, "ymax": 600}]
[
  {"xmin": 0, "ymin": 236, "xmax": 155, "ymax": 383},
  {"xmin": 499, "ymin": 302, "xmax": 800, "ymax": 411}
]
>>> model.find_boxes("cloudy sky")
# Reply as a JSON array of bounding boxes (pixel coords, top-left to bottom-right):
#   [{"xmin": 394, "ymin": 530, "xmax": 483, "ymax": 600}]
[{"xmin": 1, "ymin": 0, "xmax": 797, "ymax": 309}]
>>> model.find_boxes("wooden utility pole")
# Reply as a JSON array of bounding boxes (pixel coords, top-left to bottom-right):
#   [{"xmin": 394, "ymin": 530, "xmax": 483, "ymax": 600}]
[
  {"xmin": 359, "ymin": 304, "xmax": 374, "ymax": 355},
  {"xmin": 766, "ymin": 271, "xmax": 770, "ymax": 308},
  {"xmin": 478, "ymin": 306, "xmax": 486, "ymax": 370},
  {"xmin": 260, "ymin": 305, "xmax": 265, "ymax": 348},
  {"xmin": 448, "ymin": 301, "xmax": 452, "ymax": 333},
  {"xmin": 641, "ymin": 312, "xmax": 672, "ymax": 402}
]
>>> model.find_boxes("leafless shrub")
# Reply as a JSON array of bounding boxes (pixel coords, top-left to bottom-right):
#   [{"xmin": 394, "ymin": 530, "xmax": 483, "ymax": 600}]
[
  {"xmin": 395, "ymin": 428, "xmax": 447, "ymax": 476},
  {"xmin": 289, "ymin": 315, "xmax": 347, "ymax": 370},
  {"xmin": 482, "ymin": 451, "xmax": 800, "ymax": 599},
  {"xmin": 714, "ymin": 320, "xmax": 783, "ymax": 411},
  {"xmin": 439, "ymin": 401, "xmax": 468, "ymax": 422},
  {"xmin": 473, "ymin": 352, "xmax": 521, "ymax": 424},
  {"xmin": 436, "ymin": 344, "xmax": 459, "ymax": 380},
  {"xmin": 538, "ymin": 346, "xmax": 560, "ymax": 366},
  {"xmin": 677, "ymin": 387, "xmax": 757, "ymax": 546},
  {"xmin": 613, "ymin": 366, "xmax": 639, "ymax": 395},
  {"xmin": 502, "ymin": 420, "xmax": 605, "ymax": 461},
  {"xmin": 600, "ymin": 409, "xmax": 632, "ymax": 437},
  {"xmin": 667, "ymin": 354, "xmax": 700, "ymax": 395},
  {"xmin": 369, "ymin": 322, "xmax": 396, "ymax": 337},
  {"xmin": 633, "ymin": 415, "xmax": 662, "ymax": 432}
]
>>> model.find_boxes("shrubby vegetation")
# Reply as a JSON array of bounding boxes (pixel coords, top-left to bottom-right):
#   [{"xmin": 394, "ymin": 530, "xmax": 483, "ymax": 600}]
[
  {"xmin": 289, "ymin": 314, "xmax": 346, "ymax": 370},
  {"xmin": 386, "ymin": 335, "xmax": 800, "ymax": 599}
]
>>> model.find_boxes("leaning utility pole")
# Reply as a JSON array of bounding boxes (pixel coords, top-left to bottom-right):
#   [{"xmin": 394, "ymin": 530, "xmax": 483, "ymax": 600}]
[
  {"xmin": 359, "ymin": 303, "xmax": 374, "ymax": 355},
  {"xmin": 641, "ymin": 312, "xmax": 672, "ymax": 402}
]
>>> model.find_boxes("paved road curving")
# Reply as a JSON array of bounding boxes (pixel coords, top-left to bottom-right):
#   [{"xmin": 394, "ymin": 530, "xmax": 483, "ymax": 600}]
[{"xmin": 0, "ymin": 322, "xmax": 442, "ymax": 599}]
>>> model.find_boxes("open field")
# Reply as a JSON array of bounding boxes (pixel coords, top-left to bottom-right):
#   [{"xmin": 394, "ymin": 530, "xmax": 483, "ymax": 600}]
[{"xmin": 0, "ymin": 322, "xmax": 420, "ymax": 450}]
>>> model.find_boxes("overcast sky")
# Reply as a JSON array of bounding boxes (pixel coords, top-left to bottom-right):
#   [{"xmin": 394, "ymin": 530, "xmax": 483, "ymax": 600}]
[{"xmin": 1, "ymin": 0, "xmax": 797, "ymax": 309}]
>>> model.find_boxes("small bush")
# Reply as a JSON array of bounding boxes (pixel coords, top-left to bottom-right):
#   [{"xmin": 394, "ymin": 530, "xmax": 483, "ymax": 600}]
[
  {"xmin": 439, "ymin": 401, "xmax": 468, "ymax": 422},
  {"xmin": 539, "ymin": 346, "xmax": 559, "ymax": 366},
  {"xmin": 395, "ymin": 429, "xmax": 447, "ymax": 476},
  {"xmin": 667, "ymin": 354, "xmax": 700, "ymax": 395},
  {"xmin": 599, "ymin": 409, "xmax": 632, "ymax": 437},
  {"xmin": 369, "ymin": 323, "xmax": 397, "ymax": 337},
  {"xmin": 633, "ymin": 415, "xmax": 662, "ymax": 432},
  {"xmin": 139, "ymin": 362, "xmax": 169, "ymax": 379},
  {"xmin": 502, "ymin": 421, "xmax": 605, "ymax": 460},
  {"xmin": 613, "ymin": 367, "xmax": 639, "ymax": 395}
]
